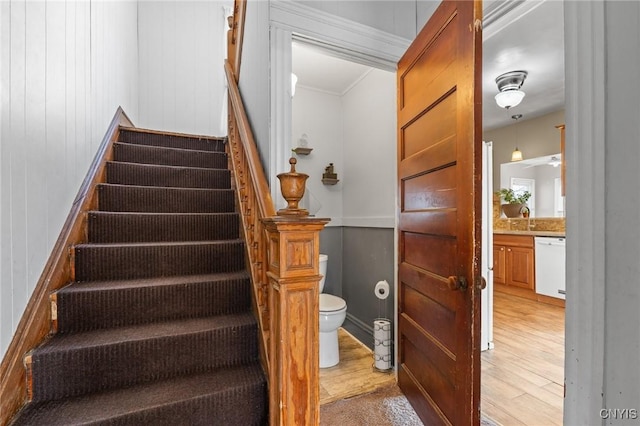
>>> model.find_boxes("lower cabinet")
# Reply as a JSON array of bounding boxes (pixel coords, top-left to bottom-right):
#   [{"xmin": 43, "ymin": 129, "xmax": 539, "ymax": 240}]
[{"xmin": 493, "ymin": 234, "xmax": 535, "ymax": 292}]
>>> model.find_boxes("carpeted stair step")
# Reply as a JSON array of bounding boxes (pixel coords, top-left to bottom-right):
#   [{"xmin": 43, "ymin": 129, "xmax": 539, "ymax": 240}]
[
  {"xmin": 97, "ymin": 184, "xmax": 235, "ymax": 213},
  {"xmin": 119, "ymin": 128, "xmax": 226, "ymax": 152},
  {"xmin": 11, "ymin": 364, "xmax": 267, "ymax": 426},
  {"xmin": 55, "ymin": 272, "xmax": 251, "ymax": 332},
  {"xmin": 28, "ymin": 313, "xmax": 259, "ymax": 403},
  {"xmin": 74, "ymin": 240, "xmax": 245, "ymax": 281},
  {"xmin": 113, "ymin": 142, "xmax": 227, "ymax": 169},
  {"xmin": 105, "ymin": 161, "xmax": 231, "ymax": 189},
  {"xmin": 88, "ymin": 212, "xmax": 240, "ymax": 243}
]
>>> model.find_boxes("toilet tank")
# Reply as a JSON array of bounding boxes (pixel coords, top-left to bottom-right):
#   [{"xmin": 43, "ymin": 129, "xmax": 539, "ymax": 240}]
[{"xmin": 319, "ymin": 254, "xmax": 328, "ymax": 293}]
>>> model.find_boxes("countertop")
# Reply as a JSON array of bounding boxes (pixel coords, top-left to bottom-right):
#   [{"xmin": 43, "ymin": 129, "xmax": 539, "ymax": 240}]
[{"xmin": 494, "ymin": 229, "xmax": 566, "ymax": 238}]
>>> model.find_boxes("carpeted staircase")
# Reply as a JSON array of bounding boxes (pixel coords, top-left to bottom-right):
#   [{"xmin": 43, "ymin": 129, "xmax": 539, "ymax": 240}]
[{"xmin": 10, "ymin": 128, "xmax": 267, "ymax": 425}]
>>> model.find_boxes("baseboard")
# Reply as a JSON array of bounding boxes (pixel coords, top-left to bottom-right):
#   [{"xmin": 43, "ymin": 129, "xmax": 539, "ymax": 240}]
[{"xmin": 343, "ymin": 314, "xmax": 374, "ymax": 350}]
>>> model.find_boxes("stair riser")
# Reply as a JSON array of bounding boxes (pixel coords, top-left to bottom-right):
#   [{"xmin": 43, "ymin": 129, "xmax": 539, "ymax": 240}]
[
  {"xmin": 57, "ymin": 276, "xmax": 251, "ymax": 332},
  {"xmin": 97, "ymin": 185, "xmax": 235, "ymax": 213},
  {"xmin": 95, "ymin": 384, "xmax": 267, "ymax": 426},
  {"xmin": 30, "ymin": 324, "xmax": 259, "ymax": 403},
  {"xmin": 88, "ymin": 213, "xmax": 240, "ymax": 243},
  {"xmin": 106, "ymin": 162, "xmax": 231, "ymax": 189},
  {"xmin": 113, "ymin": 143, "xmax": 227, "ymax": 169},
  {"xmin": 75, "ymin": 242, "xmax": 245, "ymax": 281},
  {"xmin": 119, "ymin": 130, "xmax": 226, "ymax": 152},
  {"xmin": 13, "ymin": 365, "xmax": 267, "ymax": 426}
]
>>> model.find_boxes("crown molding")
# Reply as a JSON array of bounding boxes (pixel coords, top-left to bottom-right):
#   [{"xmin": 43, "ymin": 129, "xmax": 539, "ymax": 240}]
[{"xmin": 270, "ymin": 0, "xmax": 412, "ymax": 70}]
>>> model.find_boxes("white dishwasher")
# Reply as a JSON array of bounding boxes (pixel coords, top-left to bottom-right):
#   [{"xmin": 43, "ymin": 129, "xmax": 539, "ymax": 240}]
[{"xmin": 535, "ymin": 237, "xmax": 566, "ymax": 300}]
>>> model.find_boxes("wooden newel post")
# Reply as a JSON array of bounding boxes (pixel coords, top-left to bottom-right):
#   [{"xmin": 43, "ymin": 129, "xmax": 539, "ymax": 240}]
[{"xmin": 262, "ymin": 158, "xmax": 329, "ymax": 425}]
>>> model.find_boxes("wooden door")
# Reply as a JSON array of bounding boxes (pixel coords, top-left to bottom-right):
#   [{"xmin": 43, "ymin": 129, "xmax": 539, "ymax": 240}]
[{"xmin": 397, "ymin": 1, "xmax": 482, "ymax": 424}]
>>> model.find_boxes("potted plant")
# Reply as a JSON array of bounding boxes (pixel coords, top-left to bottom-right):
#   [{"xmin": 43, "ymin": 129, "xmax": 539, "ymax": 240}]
[{"xmin": 496, "ymin": 188, "xmax": 531, "ymax": 218}]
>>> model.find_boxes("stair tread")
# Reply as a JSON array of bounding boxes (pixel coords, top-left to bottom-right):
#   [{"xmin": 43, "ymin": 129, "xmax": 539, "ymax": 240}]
[
  {"xmin": 98, "ymin": 183, "xmax": 233, "ymax": 192},
  {"xmin": 13, "ymin": 364, "xmax": 266, "ymax": 426},
  {"xmin": 114, "ymin": 141, "xmax": 227, "ymax": 157},
  {"xmin": 75, "ymin": 239, "xmax": 243, "ymax": 249},
  {"xmin": 88, "ymin": 211, "xmax": 238, "ymax": 217},
  {"xmin": 58, "ymin": 271, "xmax": 250, "ymax": 293},
  {"xmin": 34, "ymin": 312, "xmax": 256, "ymax": 353},
  {"xmin": 107, "ymin": 160, "xmax": 229, "ymax": 173}
]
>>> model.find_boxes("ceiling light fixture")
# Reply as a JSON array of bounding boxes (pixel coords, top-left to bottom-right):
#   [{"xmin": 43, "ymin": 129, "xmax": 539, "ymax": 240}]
[
  {"xmin": 495, "ymin": 70, "xmax": 528, "ymax": 109},
  {"xmin": 548, "ymin": 156, "xmax": 561, "ymax": 167},
  {"xmin": 511, "ymin": 114, "xmax": 524, "ymax": 162}
]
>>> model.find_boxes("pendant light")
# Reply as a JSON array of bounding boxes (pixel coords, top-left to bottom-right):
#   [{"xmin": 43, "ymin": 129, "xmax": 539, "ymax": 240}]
[{"xmin": 510, "ymin": 114, "xmax": 524, "ymax": 162}]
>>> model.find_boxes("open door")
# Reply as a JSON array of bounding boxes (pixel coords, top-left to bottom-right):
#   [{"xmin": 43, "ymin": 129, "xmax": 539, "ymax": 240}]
[{"xmin": 397, "ymin": 1, "xmax": 483, "ymax": 425}]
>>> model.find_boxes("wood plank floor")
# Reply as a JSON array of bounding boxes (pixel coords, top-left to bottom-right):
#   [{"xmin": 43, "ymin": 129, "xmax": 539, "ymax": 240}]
[
  {"xmin": 320, "ymin": 292, "xmax": 565, "ymax": 425},
  {"xmin": 482, "ymin": 291, "xmax": 565, "ymax": 425},
  {"xmin": 319, "ymin": 328, "xmax": 395, "ymax": 405}
]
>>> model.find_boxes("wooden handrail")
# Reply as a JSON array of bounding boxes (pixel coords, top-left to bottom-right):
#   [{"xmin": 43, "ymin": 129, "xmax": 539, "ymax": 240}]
[
  {"xmin": 226, "ymin": 2, "xmax": 329, "ymax": 423},
  {"xmin": 225, "ymin": 59, "xmax": 275, "ymax": 374},
  {"xmin": 227, "ymin": 0, "xmax": 247, "ymax": 80},
  {"xmin": 0, "ymin": 108, "xmax": 133, "ymax": 426}
]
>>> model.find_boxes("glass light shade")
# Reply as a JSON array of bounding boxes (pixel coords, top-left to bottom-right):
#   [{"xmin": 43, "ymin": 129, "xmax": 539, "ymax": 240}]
[
  {"xmin": 511, "ymin": 148, "xmax": 523, "ymax": 162},
  {"xmin": 495, "ymin": 90, "xmax": 525, "ymax": 109},
  {"xmin": 291, "ymin": 73, "xmax": 298, "ymax": 97}
]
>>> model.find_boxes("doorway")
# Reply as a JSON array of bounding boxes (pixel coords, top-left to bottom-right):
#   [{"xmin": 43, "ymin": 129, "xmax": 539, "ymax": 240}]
[
  {"xmin": 482, "ymin": 0, "xmax": 566, "ymax": 424},
  {"xmin": 291, "ymin": 40, "xmax": 398, "ymax": 404}
]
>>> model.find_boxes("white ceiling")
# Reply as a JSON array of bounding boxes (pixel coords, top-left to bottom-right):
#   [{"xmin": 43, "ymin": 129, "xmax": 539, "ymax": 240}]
[{"xmin": 292, "ymin": 0, "xmax": 565, "ymax": 131}]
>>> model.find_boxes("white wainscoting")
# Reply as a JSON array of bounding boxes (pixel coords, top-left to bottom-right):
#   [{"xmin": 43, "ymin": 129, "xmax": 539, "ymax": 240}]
[{"xmin": 0, "ymin": 1, "xmax": 138, "ymax": 358}]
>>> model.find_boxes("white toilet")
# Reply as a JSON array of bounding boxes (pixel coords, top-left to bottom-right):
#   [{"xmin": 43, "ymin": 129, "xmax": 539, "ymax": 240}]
[{"xmin": 318, "ymin": 254, "xmax": 347, "ymax": 368}]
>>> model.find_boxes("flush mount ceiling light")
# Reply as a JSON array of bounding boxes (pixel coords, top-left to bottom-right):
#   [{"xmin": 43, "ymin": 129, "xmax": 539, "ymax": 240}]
[
  {"xmin": 548, "ymin": 156, "xmax": 561, "ymax": 167},
  {"xmin": 495, "ymin": 70, "xmax": 528, "ymax": 109}
]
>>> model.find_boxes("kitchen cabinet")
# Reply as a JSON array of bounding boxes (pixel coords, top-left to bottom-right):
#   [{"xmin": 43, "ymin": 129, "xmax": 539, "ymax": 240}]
[{"xmin": 493, "ymin": 234, "xmax": 535, "ymax": 292}]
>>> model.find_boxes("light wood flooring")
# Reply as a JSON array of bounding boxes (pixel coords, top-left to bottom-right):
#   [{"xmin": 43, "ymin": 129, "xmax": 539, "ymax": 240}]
[
  {"xmin": 319, "ymin": 328, "xmax": 395, "ymax": 405},
  {"xmin": 320, "ymin": 293, "xmax": 565, "ymax": 425},
  {"xmin": 481, "ymin": 291, "xmax": 565, "ymax": 425}
]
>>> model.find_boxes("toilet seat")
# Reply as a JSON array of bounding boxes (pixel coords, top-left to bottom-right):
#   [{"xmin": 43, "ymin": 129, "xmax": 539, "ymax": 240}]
[{"xmin": 319, "ymin": 294, "xmax": 346, "ymax": 312}]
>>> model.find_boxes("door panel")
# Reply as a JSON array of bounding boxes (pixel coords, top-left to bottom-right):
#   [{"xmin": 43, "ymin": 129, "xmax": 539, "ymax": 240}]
[{"xmin": 397, "ymin": 1, "xmax": 482, "ymax": 425}]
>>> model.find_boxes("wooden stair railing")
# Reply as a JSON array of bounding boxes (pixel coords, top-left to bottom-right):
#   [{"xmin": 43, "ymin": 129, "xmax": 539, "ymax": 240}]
[
  {"xmin": 0, "ymin": 108, "xmax": 134, "ymax": 426},
  {"xmin": 226, "ymin": 2, "xmax": 329, "ymax": 423}
]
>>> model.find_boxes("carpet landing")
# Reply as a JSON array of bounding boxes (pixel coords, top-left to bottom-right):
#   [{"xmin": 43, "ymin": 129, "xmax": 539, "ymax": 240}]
[
  {"xmin": 10, "ymin": 128, "xmax": 267, "ymax": 425},
  {"xmin": 320, "ymin": 384, "xmax": 499, "ymax": 426}
]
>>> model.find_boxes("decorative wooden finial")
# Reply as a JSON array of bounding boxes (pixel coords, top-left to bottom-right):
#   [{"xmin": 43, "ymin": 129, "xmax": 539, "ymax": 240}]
[{"xmin": 277, "ymin": 157, "xmax": 309, "ymax": 216}]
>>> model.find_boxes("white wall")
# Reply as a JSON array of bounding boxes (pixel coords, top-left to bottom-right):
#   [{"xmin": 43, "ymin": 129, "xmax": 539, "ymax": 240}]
[
  {"xmin": 291, "ymin": 87, "xmax": 344, "ymax": 222},
  {"xmin": 138, "ymin": 1, "xmax": 231, "ymax": 137},
  {"xmin": 565, "ymin": 1, "xmax": 640, "ymax": 422},
  {"xmin": 291, "ymin": 67, "xmax": 395, "ymax": 226},
  {"xmin": 342, "ymin": 69, "xmax": 396, "ymax": 228},
  {"xmin": 238, "ymin": 0, "xmax": 271, "ymax": 172},
  {"xmin": 0, "ymin": 0, "xmax": 139, "ymax": 357}
]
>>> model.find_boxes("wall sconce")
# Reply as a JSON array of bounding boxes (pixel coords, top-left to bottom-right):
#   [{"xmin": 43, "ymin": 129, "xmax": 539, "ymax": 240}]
[{"xmin": 495, "ymin": 70, "xmax": 527, "ymax": 109}]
